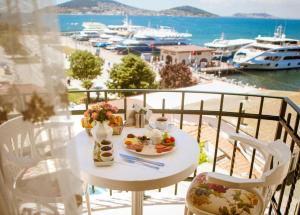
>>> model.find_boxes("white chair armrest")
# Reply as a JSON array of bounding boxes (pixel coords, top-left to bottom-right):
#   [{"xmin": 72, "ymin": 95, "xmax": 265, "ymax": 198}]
[
  {"xmin": 229, "ymin": 133, "xmax": 271, "ymax": 159},
  {"xmin": 206, "ymin": 172, "xmax": 265, "ymax": 189}
]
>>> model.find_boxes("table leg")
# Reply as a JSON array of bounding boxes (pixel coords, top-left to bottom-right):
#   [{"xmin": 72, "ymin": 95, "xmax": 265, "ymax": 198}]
[
  {"xmin": 132, "ymin": 191, "xmax": 144, "ymax": 215},
  {"xmin": 84, "ymin": 183, "xmax": 92, "ymax": 215}
]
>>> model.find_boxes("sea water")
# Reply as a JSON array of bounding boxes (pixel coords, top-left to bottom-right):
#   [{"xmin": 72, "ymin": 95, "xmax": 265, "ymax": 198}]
[{"xmin": 58, "ymin": 15, "xmax": 300, "ymax": 91}]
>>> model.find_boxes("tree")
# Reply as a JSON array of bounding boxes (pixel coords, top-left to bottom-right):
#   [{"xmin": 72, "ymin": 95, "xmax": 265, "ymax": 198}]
[
  {"xmin": 68, "ymin": 50, "xmax": 104, "ymax": 89},
  {"xmin": 82, "ymin": 80, "xmax": 93, "ymax": 90},
  {"xmin": 159, "ymin": 63, "xmax": 197, "ymax": 89},
  {"xmin": 106, "ymin": 54, "xmax": 157, "ymax": 94}
]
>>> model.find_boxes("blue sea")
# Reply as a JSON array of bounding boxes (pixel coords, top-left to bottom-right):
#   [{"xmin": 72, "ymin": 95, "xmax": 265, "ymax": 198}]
[{"xmin": 59, "ymin": 15, "xmax": 300, "ymax": 91}]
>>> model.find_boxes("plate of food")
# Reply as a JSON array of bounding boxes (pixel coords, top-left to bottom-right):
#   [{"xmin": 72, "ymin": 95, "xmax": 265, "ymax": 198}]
[{"xmin": 123, "ymin": 132, "xmax": 176, "ymax": 156}]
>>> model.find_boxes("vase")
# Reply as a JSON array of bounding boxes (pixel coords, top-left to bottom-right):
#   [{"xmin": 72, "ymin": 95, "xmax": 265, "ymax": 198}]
[{"xmin": 91, "ymin": 121, "xmax": 113, "ymax": 143}]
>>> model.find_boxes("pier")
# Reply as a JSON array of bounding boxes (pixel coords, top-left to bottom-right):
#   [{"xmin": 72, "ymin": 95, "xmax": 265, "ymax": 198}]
[{"xmin": 200, "ymin": 62, "xmax": 238, "ymax": 76}]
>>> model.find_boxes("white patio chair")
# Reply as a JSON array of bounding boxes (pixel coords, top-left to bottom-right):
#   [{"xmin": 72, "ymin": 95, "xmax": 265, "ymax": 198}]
[
  {"xmin": 0, "ymin": 117, "xmax": 82, "ymax": 214},
  {"xmin": 185, "ymin": 133, "xmax": 291, "ymax": 215}
]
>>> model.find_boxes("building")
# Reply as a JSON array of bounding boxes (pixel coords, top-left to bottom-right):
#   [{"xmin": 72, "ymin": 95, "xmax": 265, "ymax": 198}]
[{"xmin": 159, "ymin": 45, "xmax": 214, "ymax": 66}]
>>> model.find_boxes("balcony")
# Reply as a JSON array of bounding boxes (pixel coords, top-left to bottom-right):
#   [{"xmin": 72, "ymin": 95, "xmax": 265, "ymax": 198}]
[{"xmin": 65, "ymin": 89, "xmax": 300, "ymax": 215}]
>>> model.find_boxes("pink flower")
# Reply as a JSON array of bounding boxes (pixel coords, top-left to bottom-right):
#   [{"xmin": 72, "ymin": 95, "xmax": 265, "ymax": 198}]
[
  {"xmin": 92, "ymin": 112, "xmax": 98, "ymax": 120},
  {"xmin": 112, "ymin": 106, "xmax": 118, "ymax": 113},
  {"xmin": 106, "ymin": 111, "xmax": 113, "ymax": 118}
]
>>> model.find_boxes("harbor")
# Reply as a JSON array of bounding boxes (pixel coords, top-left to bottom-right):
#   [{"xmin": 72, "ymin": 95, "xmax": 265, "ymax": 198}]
[{"xmin": 59, "ymin": 16, "xmax": 300, "ymax": 92}]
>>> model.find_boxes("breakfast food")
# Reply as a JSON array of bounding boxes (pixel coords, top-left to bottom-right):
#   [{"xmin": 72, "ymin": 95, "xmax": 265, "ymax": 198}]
[
  {"xmin": 124, "ymin": 132, "xmax": 176, "ymax": 155},
  {"xmin": 155, "ymin": 132, "xmax": 176, "ymax": 153},
  {"xmin": 124, "ymin": 133, "xmax": 145, "ymax": 152},
  {"xmin": 94, "ymin": 139, "xmax": 114, "ymax": 166}
]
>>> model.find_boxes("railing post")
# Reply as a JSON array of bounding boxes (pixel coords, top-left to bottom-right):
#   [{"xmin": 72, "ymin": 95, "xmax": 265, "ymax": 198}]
[
  {"xmin": 213, "ymin": 94, "xmax": 224, "ymax": 172},
  {"xmin": 277, "ymin": 113, "xmax": 293, "ymax": 210},
  {"xmin": 230, "ymin": 102, "xmax": 243, "ymax": 176},
  {"xmin": 268, "ymin": 99, "xmax": 287, "ymax": 214},
  {"xmin": 124, "ymin": 97, "xmax": 127, "ymax": 121},
  {"xmin": 275, "ymin": 99, "xmax": 287, "ymax": 140},
  {"xmin": 249, "ymin": 97, "xmax": 264, "ymax": 178},
  {"xmin": 143, "ymin": 93, "xmax": 146, "ymax": 107},
  {"xmin": 180, "ymin": 92, "xmax": 185, "ymax": 129},
  {"xmin": 285, "ymin": 150, "xmax": 300, "ymax": 215},
  {"xmin": 162, "ymin": 99, "xmax": 165, "ymax": 117},
  {"xmin": 86, "ymin": 91, "xmax": 90, "ymax": 110},
  {"xmin": 104, "ymin": 91, "xmax": 108, "ymax": 102},
  {"xmin": 197, "ymin": 100, "xmax": 204, "ymax": 143}
]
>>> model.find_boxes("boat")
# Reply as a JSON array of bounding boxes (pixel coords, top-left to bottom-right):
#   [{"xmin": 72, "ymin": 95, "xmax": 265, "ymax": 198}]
[
  {"xmin": 107, "ymin": 16, "xmax": 144, "ymax": 37},
  {"xmin": 115, "ymin": 26, "xmax": 192, "ymax": 54},
  {"xmin": 204, "ymin": 33, "xmax": 254, "ymax": 61},
  {"xmin": 233, "ymin": 26, "xmax": 300, "ymax": 70},
  {"xmin": 75, "ymin": 22, "xmax": 107, "ymax": 41}
]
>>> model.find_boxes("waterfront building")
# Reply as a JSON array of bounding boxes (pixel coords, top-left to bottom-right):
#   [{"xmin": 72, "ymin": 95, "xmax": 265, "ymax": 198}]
[{"xmin": 159, "ymin": 45, "xmax": 214, "ymax": 66}]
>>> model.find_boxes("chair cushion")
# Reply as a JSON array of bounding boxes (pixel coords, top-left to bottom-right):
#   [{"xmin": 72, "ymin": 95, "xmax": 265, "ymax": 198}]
[{"xmin": 186, "ymin": 173, "xmax": 262, "ymax": 215}]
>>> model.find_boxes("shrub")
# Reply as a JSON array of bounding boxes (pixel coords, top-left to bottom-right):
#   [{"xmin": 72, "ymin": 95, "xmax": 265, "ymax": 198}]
[{"xmin": 159, "ymin": 63, "xmax": 197, "ymax": 89}]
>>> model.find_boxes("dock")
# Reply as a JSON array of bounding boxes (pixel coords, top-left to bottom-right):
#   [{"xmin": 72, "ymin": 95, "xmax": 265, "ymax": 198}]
[{"xmin": 200, "ymin": 63, "xmax": 238, "ymax": 75}]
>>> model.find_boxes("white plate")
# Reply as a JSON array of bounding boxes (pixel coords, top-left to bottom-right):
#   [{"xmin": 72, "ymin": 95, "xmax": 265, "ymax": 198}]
[{"xmin": 123, "ymin": 142, "xmax": 176, "ymax": 156}]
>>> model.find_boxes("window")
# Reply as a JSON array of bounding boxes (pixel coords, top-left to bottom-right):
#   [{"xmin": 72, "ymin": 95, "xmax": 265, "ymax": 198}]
[{"xmin": 283, "ymin": 56, "xmax": 300, "ymax": 60}]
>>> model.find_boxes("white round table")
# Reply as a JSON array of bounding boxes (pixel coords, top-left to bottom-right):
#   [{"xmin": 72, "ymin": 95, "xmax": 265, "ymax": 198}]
[{"xmin": 71, "ymin": 127, "xmax": 199, "ymax": 215}]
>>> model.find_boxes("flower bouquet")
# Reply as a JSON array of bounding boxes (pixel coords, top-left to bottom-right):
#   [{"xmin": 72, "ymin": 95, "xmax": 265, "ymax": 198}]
[{"xmin": 81, "ymin": 102, "xmax": 123, "ymax": 136}]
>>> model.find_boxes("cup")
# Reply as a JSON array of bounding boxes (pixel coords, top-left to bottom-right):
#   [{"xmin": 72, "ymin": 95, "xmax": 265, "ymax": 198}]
[
  {"xmin": 100, "ymin": 145, "xmax": 113, "ymax": 154},
  {"xmin": 155, "ymin": 117, "xmax": 168, "ymax": 130},
  {"xmin": 100, "ymin": 139, "xmax": 112, "ymax": 148},
  {"xmin": 100, "ymin": 151, "xmax": 113, "ymax": 162}
]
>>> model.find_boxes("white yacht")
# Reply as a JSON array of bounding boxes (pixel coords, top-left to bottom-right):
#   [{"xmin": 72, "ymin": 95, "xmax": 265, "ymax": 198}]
[
  {"xmin": 75, "ymin": 22, "xmax": 106, "ymax": 40},
  {"xmin": 233, "ymin": 26, "xmax": 300, "ymax": 70},
  {"xmin": 204, "ymin": 33, "xmax": 254, "ymax": 61},
  {"xmin": 107, "ymin": 16, "xmax": 144, "ymax": 37},
  {"xmin": 115, "ymin": 26, "xmax": 192, "ymax": 53}
]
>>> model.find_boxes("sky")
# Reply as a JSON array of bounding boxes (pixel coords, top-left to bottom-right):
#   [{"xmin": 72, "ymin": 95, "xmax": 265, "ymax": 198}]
[{"xmin": 55, "ymin": 0, "xmax": 300, "ymax": 19}]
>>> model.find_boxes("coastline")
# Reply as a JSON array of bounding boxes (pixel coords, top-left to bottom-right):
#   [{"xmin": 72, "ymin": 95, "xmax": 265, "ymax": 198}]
[{"xmin": 60, "ymin": 35, "xmax": 300, "ymax": 107}]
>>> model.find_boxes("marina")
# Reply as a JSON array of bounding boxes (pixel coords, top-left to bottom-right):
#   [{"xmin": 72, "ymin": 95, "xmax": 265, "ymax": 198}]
[{"xmin": 59, "ymin": 15, "xmax": 300, "ymax": 91}]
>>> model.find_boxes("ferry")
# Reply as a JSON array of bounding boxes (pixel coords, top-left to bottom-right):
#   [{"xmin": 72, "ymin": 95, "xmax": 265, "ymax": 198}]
[
  {"xmin": 204, "ymin": 33, "xmax": 254, "ymax": 61},
  {"xmin": 233, "ymin": 26, "xmax": 300, "ymax": 70}
]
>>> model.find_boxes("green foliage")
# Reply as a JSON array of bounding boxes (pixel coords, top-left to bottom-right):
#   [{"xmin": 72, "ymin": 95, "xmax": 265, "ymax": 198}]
[
  {"xmin": 106, "ymin": 54, "xmax": 157, "ymax": 95},
  {"xmin": 199, "ymin": 141, "xmax": 208, "ymax": 164},
  {"xmin": 81, "ymin": 80, "xmax": 93, "ymax": 90},
  {"xmin": 159, "ymin": 63, "xmax": 197, "ymax": 89},
  {"xmin": 68, "ymin": 88, "xmax": 86, "ymax": 105},
  {"xmin": 68, "ymin": 50, "xmax": 104, "ymax": 81}
]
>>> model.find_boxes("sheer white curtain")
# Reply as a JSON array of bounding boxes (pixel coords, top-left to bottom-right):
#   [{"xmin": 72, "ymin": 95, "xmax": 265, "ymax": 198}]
[{"xmin": 0, "ymin": 0, "xmax": 81, "ymax": 214}]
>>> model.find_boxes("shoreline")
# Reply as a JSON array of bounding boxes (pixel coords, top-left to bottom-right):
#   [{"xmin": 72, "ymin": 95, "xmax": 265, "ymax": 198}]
[{"xmin": 60, "ymin": 35, "xmax": 300, "ymax": 106}]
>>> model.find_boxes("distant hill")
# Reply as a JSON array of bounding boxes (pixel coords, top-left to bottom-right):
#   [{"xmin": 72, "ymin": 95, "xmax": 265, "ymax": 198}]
[
  {"xmin": 56, "ymin": 0, "xmax": 218, "ymax": 17},
  {"xmin": 233, "ymin": 13, "xmax": 277, "ymax": 19},
  {"xmin": 159, "ymin": 6, "xmax": 217, "ymax": 17}
]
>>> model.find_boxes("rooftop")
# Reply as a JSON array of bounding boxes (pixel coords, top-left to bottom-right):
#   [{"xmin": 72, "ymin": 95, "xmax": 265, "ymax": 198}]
[{"xmin": 158, "ymin": 45, "xmax": 214, "ymax": 53}]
